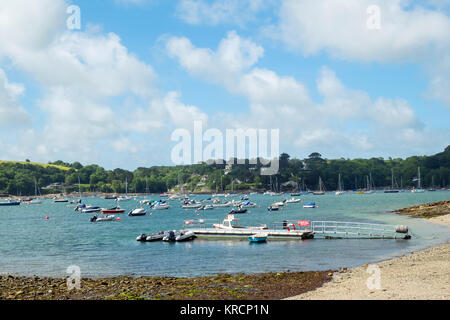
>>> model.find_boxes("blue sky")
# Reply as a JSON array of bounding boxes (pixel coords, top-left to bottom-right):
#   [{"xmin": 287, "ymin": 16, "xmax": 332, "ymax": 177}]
[{"xmin": 0, "ymin": 0, "xmax": 449, "ymax": 170}]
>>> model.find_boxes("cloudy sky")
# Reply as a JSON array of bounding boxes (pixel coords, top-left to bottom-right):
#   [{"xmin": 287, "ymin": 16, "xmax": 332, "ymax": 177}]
[{"xmin": 0, "ymin": 0, "xmax": 449, "ymax": 170}]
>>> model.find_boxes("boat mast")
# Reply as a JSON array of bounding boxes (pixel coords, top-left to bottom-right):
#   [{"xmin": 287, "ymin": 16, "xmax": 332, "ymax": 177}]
[
  {"xmin": 418, "ymin": 167, "xmax": 421, "ymax": 189},
  {"xmin": 78, "ymin": 175, "xmax": 81, "ymax": 201}
]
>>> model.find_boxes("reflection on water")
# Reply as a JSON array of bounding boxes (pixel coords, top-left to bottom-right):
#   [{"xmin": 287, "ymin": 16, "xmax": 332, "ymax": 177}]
[{"xmin": 0, "ymin": 191, "xmax": 449, "ymax": 277}]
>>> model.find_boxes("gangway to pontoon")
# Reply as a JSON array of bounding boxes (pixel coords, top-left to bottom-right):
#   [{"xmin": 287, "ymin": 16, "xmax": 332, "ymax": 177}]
[{"xmin": 307, "ymin": 220, "xmax": 410, "ymax": 239}]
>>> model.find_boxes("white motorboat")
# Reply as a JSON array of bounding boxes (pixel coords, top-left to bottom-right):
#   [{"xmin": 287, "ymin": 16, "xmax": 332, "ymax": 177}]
[
  {"xmin": 272, "ymin": 200, "xmax": 286, "ymax": 207},
  {"xmin": 213, "ymin": 215, "xmax": 267, "ymax": 230},
  {"xmin": 239, "ymin": 201, "xmax": 257, "ymax": 208},
  {"xmin": 151, "ymin": 202, "xmax": 171, "ymax": 210},
  {"xmin": 181, "ymin": 202, "xmax": 202, "ymax": 209},
  {"xmin": 82, "ymin": 206, "xmax": 102, "ymax": 213},
  {"xmin": 128, "ymin": 208, "xmax": 147, "ymax": 216},
  {"xmin": 90, "ymin": 215, "xmax": 116, "ymax": 222},
  {"xmin": 231, "ymin": 200, "xmax": 243, "ymax": 206},
  {"xmin": 285, "ymin": 198, "xmax": 301, "ymax": 203},
  {"xmin": 116, "ymin": 196, "xmax": 132, "ymax": 202},
  {"xmin": 212, "ymin": 201, "xmax": 232, "ymax": 208}
]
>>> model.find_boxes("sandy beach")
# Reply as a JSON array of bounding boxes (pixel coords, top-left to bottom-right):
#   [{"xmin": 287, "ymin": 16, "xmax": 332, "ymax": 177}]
[{"xmin": 286, "ymin": 213, "xmax": 450, "ymax": 300}]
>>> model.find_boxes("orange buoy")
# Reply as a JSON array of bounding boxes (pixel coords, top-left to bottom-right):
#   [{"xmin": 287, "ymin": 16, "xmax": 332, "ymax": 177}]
[{"xmin": 117, "ymin": 217, "xmax": 120, "ymax": 221}]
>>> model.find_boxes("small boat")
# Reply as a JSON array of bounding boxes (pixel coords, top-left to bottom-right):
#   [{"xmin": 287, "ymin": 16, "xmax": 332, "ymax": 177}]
[
  {"xmin": 248, "ymin": 233, "xmax": 268, "ymax": 243},
  {"xmin": 239, "ymin": 201, "xmax": 257, "ymax": 208},
  {"xmin": 313, "ymin": 177, "xmax": 326, "ymax": 195},
  {"xmin": 212, "ymin": 201, "xmax": 232, "ymax": 208},
  {"xmin": 229, "ymin": 208, "xmax": 247, "ymax": 214},
  {"xmin": 411, "ymin": 167, "xmax": 425, "ymax": 193},
  {"xmin": 212, "ymin": 215, "xmax": 267, "ymax": 230},
  {"xmin": 176, "ymin": 230, "xmax": 196, "ymax": 242},
  {"xmin": 53, "ymin": 198, "xmax": 69, "ymax": 203},
  {"xmin": 74, "ymin": 203, "xmax": 86, "ymax": 211},
  {"xmin": 200, "ymin": 204, "xmax": 214, "ymax": 210},
  {"xmin": 290, "ymin": 192, "xmax": 301, "ymax": 196},
  {"xmin": 285, "ymin": 198, "xmax": 301, "ymax": 203},
  {"xmin": 104, "ymin": 195, "xmax": 117, "ymax": 200},
  {"xmin": 303, "ymin": 202, "xmax": 316, "ymax": 208},
  {"xmin": 82, "ymin": 206, "xmax": 102, "ymax": 213},
  {"xmin": 162, "ymin": 230, "xmax": 177, "ymax": 242},
  {"xmin": 151, "ymin": 203, "xmax": 171, "ymax": 210},
  {"xmin": 0, "ymin": 200, "xmax": 21, "ymax": 206},
  {"xmin": 162, "ymin": 230, "xmax": 196, "ymax": 242},
  {"xmin": 267, "ymin": 205, "xmax": 279, "ymax": 211},
  {"xmin": 272, "ymin": 200, "xmax": 286, "ymax": 207},
  {"xmin": 90, "ymin": 215, "xmax": 116, "ymax": 222},
  {"xmin": 128, "ymin": 208, "xmax": 147, "ymax": 216},
  {"xmin": 181, "ymin": 202, "xmax": 202, "ymax": 209},
  {"xmin": 136, "ymin": 231, "xmax": 168, "ymax": 242},
  {"xmin": 116, "ymin": 196, "xmax": 132, "ymax": 202},
  {"xmin": 101, "ymin": 206, "xmax": 125, "ymax": 214}
]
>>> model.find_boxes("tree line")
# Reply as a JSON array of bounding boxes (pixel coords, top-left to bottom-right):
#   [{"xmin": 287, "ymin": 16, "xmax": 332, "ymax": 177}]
[{"xmin": 0, "ymin": 146, "xmax": 449, "ymax": 196}]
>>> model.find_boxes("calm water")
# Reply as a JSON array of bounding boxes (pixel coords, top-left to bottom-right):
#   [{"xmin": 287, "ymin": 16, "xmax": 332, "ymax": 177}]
[{"xmin": 1, "ymin": 191, "xmax": 449, "ymax": 278}]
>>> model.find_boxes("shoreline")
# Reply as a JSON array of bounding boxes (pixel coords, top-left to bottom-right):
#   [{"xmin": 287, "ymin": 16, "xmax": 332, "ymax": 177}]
[
  {"xmin": 0, "ymin": 271, "xmax": 334, "ymax": 300},
  {"xmin": 285, "ymin": 203, "xmax": 450, "ymax": 300}
]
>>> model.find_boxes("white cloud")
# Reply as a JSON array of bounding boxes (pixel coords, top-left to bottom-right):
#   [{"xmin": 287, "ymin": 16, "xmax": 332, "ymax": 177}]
[
  {"xmin": 272, "ymin": 0, "xmax": 450, "ymax": 62},
  {"xmin": 316, "ymin": 66, "xmax": 370, "ymax": 120},
  {"xmin": 166, "ymin": 30, "xmax": 263, "ymax": 90},
  {"xmin": 176, "ymin": 0, "xmax": 272, "ymax": 26},
  {"xmin": 11, "ymin": 30, "xmax": 157, "ymax": 99},
  {"xmin": 265, "ymin": 0, "xmax": 450, "ymax": 108},
  {"xmin": 367, "ymin": 97, "xmax": 421, "ymax": 129},
  {"xmin": 128, "ymin": 91, "xmax": 209, "ymax": 133},
  {"xmin": 0, "ymin": 0, "xmax": 66, "ymax": 58},
  {"xmin": 0, "ymin": 69, "xmax": 30, "ymax": 127},
  {"xmin": 166, "ymin": 31, "xmax": 446, "ymax": 158}
]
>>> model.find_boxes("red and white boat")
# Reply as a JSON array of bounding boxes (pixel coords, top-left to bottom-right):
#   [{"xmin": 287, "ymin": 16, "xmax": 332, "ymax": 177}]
[{"xmin": 101, "ymin": 206, "xmax": 125, "ymax": 214}]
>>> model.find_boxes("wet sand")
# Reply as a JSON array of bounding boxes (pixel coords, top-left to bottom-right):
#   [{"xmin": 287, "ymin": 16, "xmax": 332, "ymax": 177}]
[{"xmin": 286, "ymin": 208, "xmax": 450, "ymax": 300}]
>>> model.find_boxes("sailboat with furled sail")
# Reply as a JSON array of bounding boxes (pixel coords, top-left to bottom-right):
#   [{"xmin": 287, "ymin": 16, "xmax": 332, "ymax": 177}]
[
  {"xmin": 116, "ymin": 178, "xmax": 132, "ymax": 201},
  {"xmin": 30, "ymin": 178, "xmax": 42, "ymax": 204},
  {"xmin": 411, "ymin": 166, "xmax": 425, "ymax": 193},
  {"xmin": 335, "ymin": 174, "xmax": 345, "ymax": 195},
  {"xmin": 384, "ymin": 168, "xmax": 399, "ymax": 193},
  {"xmin": 313, "ymin": 176, "xmax": 326, "ymax": 195}
]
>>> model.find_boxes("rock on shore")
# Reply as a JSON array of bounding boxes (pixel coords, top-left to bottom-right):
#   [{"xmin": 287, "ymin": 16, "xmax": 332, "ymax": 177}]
[
  {"xmin": 0, "ymin": 271, "xmax": 333, "ymax": 300},
  {"xmin": 394, "ymin": 200, "xmax": 450, "ymax": 218}
]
